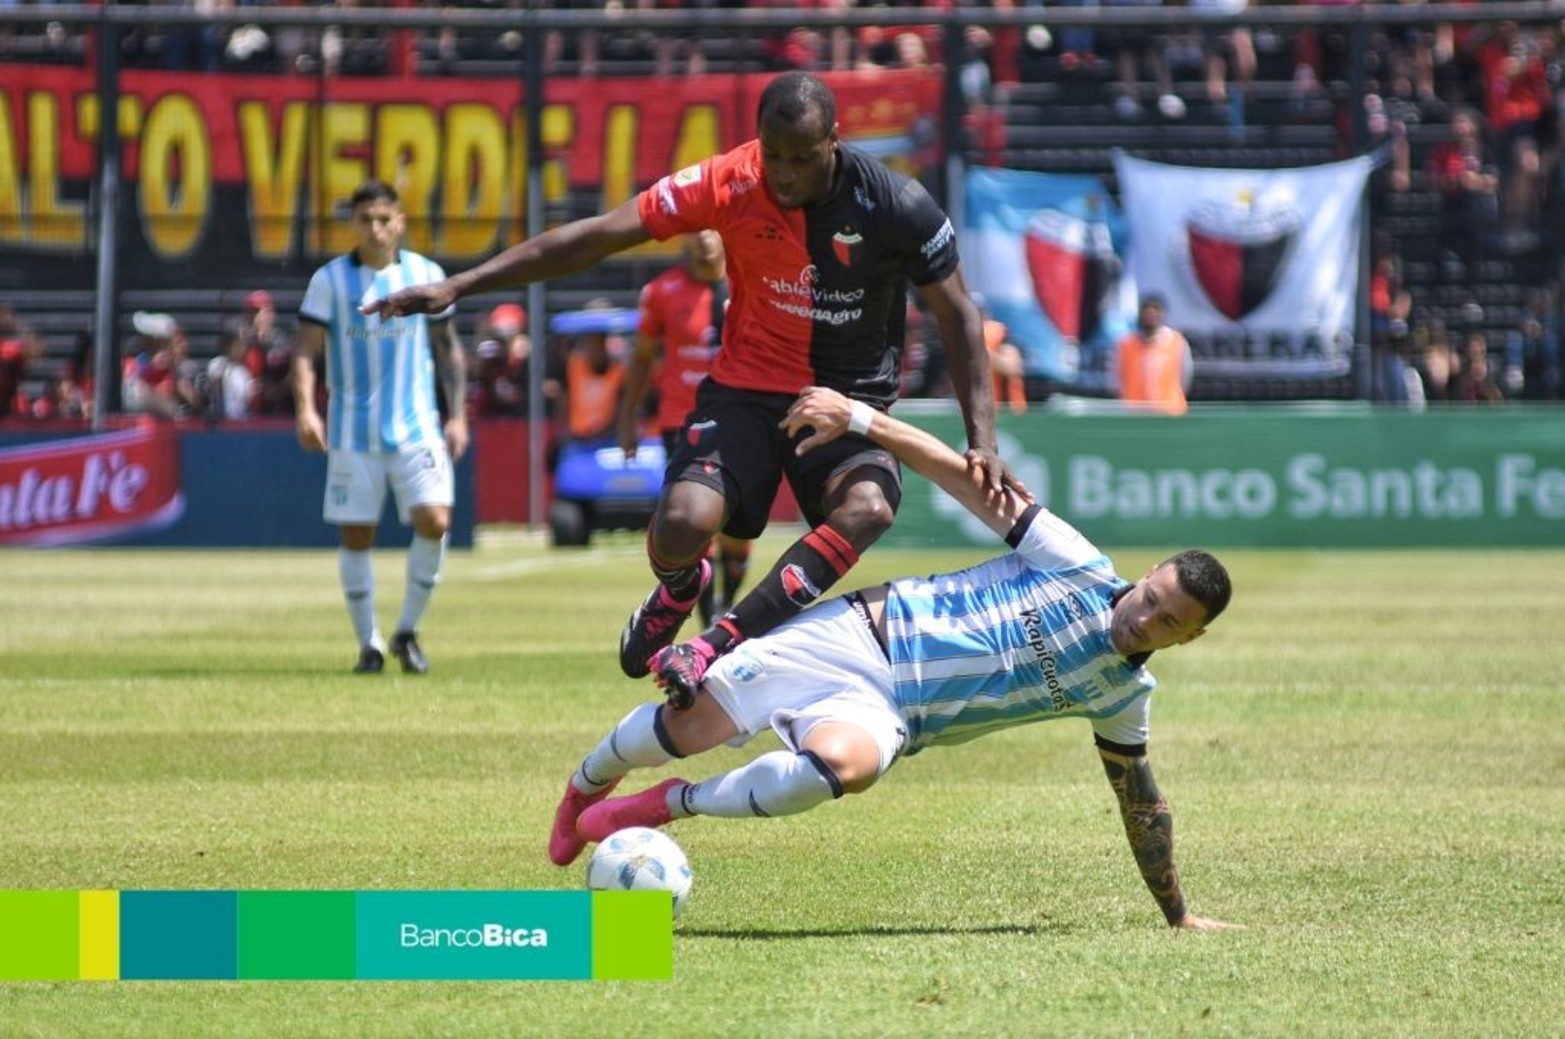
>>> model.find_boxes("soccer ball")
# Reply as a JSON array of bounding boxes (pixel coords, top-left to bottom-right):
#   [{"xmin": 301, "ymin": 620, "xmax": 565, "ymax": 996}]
[{"xmin": 585, "ymin": 827, "xmax": 693, "ymax": 917}]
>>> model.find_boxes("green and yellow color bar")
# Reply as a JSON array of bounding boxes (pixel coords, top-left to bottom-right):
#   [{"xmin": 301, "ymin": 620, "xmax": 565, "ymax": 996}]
[{"xmin": 0, "ymin": 890, "xmax": 671, "ymax": 981}]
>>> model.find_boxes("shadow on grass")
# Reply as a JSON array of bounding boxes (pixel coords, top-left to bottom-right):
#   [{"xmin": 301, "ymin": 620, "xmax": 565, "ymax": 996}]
[{"xmin": 678, "ymin": 923, "xmax": 1057, "ymax": 940}]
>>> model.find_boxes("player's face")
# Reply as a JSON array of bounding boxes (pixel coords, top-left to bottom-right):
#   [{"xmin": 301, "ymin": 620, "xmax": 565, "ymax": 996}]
[
  {"xmin": 350, "ymin": 199, "xmax": 405, "ymax": 265},
  {"xmin": 1110, "ymin": 564, "xmax": 1209, "ymax": 656},
  {"xmin": 758, "ymin": 113, "xmax": 839, "ymax": 209}
]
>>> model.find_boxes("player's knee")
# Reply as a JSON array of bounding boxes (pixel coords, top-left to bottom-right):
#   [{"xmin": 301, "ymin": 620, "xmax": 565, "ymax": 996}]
[
  {"xmin": 653, "ymin": 485, "xmax": 725, "ymax": 558},
  {"xmin": 829, "ymin": 491, "xmax": 895, "ymax": 546},
  {"xmin": 412, "ymin": 509, "xmax": 450, "ymax": 539},
  {"xmin": 803, "ymin": 725, "xmax": 882, "ymax": 794}
]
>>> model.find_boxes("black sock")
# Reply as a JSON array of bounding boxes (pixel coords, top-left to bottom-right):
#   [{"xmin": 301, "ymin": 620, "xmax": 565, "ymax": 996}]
[{"xmin": 707, "ymin": 524, "xmax": 859, "ymax": 650}]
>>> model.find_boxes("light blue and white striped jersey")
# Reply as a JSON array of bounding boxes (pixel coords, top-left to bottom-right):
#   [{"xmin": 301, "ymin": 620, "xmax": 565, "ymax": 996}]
[
  {"xmin": 299, "ymin": 250, "xmax": 455, "ymax": 452},
  {"xmin": 884, "ymin": 505, "xmax": 1155, "ymax": 753}
]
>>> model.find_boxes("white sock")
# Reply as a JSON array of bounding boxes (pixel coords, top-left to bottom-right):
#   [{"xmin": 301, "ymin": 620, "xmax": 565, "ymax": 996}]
[
  {"xmin": 338, "ymin": 548, "xmax": 380, "ymax": 649},
  {"xmin": 395, "ymin": 534, "xmax": 445, "ymax": 635},
  {"xmin": 573, "ymin": 703, "xmax": 675, "ymax": 794},
  {"xmin": 681, "ymin": 750, "xmax": 842, "ymax": 819}
]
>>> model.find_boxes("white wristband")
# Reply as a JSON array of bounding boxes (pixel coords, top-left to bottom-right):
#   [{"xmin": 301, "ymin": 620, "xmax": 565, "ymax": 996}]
[{"xmin": 847, "ymin": 401, "xmax": 876, "ymax": 436}]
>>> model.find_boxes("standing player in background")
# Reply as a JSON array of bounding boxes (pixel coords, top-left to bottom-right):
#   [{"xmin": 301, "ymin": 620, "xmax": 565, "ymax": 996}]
[
  {"xmin": 618, "ymin": 230, "xmax": 751, "ymax": 628},
  {"xmin": 363, "ymin": 72, "xmax": 1023, "ymax": 705},
  {"xmin": 293, "ymin": 180, "xmax": 469, "ymax": 675},
  {"xmin": 549, "ymin": 386, "xmax": 1237, "ymax": 934}
]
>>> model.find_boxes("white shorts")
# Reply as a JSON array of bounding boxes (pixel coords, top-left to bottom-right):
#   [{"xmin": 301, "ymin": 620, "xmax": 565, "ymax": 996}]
[
  {"xmin": 701, "ymin": 597, "xmax": 907, "ymax": 778},
  {"xmin": 323, "ymin": 444, "xmax": 453, "ymax": 525}
]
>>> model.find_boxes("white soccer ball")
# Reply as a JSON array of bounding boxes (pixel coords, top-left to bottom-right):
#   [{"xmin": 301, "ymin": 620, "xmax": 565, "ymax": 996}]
[{"xmin": 585, "ymin": 827, "xmax": 693, "ymax": 917}]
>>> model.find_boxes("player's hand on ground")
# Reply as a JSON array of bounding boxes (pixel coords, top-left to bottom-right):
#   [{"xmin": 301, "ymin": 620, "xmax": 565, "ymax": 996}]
[
  {"xmin": 781, "ymin": 386, "xmax": 853, "ymax": 454},
  {"xmin": 445, "ymin": 415, "xmax": 470, "ymax": 461},
  {"xmin": 1172, "ymin": 913, "xmax": 1241, "ymax": 931},
  {"xmin": 360, "ymin": 280, "xmax": 457, "ymax": 320},
  {"xmin": 296, "ymin": 410, "xmax": 327, "ymax": 453},
  {"xmin": 965, "ymin": 446, "xmax": 1034, "ymax": 503}
]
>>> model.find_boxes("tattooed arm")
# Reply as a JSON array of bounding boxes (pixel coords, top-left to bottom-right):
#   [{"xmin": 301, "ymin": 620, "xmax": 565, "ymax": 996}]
[{"xmin": 1098, "ymin": 745, "xmax": 1237, "ymax": 931}]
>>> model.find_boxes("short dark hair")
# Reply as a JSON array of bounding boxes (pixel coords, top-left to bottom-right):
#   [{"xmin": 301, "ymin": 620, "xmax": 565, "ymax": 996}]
[
  {"xmin": 350, "ymin": 179, "xmax": 399, "ymax": 209},
  {"xmin": 1140, "ymin": 293, "xmax": 1167, "ymax": 311},
  {"xmin": 757, "ymin": 72, "xmax": 837, "ymax": 135},
  {"xmin": 1164, "ymin": 549, "xmax": 1232, "ymax": 624}
]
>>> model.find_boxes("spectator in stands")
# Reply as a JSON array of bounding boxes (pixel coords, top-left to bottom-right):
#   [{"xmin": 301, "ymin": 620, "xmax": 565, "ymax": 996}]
[
  {"xmin": 1451, "ymin": 330, "xmax": 1506, "ymax": 404},
  {"xmin": 207, "ymin": 321, "xmax": 257, "ymax": 421},
  {"xmin": 1369, "ymin": 247, "xmax": 1413, "ymax": 345},
  {"xmin": 320, "ymin": 0, "xmax": 390, "ymax": 77},
  {"xmin": 1105, "ymin": 0, "xmax": 1182, "ymax": 121},
  {"xmin": 124, "ymin": 311, "xmax": 203, "ymax": 419},
  {"xmin": 1186, "ymin": 0, "xmax": 1256, "ymax": 131},
  {"xmin": 1506, "ymin": 287, "xmax": 1561, "ymax": 400},
  {"xmin": 469, "ymin": 302, "xmax": 551, "ymax": 418},
  {"xmin": 1427, "ymin": 105, "xmax": 1500, "ymax": 269},
  {"xmin": 1414, "ymin": 316, "xmax": 1457, "ymax": 403},
  {"xmin": 543, "ymin": 1, "xmax": 602, "ymax": 77},
  {"xmin": 0, "ymin": 304, "xmax": 41, "ymax": 420},
  {"xmin": 1114, "ymin": 293, "xmax": 1191, "ymax": 415},
  {"xmin": 562, "ymin": 301, "xmax": 626, "ymax": 442},
  {"xmin": 238, "ymin": 289, "xmax": 295, "ymax": 415},
  {"xmin": 1475, "ymin": 21, "xmax": 1552, "ymax": 253},
  {"xmin": 1373, "ymin": 325, "xmax": 1422, "ymax": 406},
  {"xmin": 1049, "ymin": 1, "xmax": 1101, "ymax": 74},
  {"xmin": 52, "ymin": 330, "xmax": 95, "ymax": 423}
]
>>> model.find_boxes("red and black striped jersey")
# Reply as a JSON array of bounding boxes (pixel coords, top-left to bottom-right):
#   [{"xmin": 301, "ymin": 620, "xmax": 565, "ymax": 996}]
[{"xmin": 638, "ymin": 140, "xmax": 959, "ymax": 408}]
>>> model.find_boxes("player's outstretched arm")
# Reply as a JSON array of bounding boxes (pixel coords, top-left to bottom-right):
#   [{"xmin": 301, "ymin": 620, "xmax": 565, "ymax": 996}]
[
  {"xmin": 1097, "ymin": 746, "xmax": 1240, "ymax": 931},
  {"xmin": 781, "ymin": 386, "xmax": 1028, "ymax": 539},
  {"xmin": 361, "ymin": 199, "xmax": 654, "ymax": 319},
  {"xmin": 917, "ymin": 269, "xmax": 1031, "ymax": 503}
]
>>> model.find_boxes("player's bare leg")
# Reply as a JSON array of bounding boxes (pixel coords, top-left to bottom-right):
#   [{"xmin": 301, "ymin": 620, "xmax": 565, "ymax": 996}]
[{"xmin": 618, "ymin": 481, "xmax": 725, "ymax": 678}]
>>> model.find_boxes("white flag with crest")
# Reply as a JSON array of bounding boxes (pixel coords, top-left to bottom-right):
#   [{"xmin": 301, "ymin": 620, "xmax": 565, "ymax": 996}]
[{"xmin": 1114, "ymin": 152, "xmax": 1373, "ymax": 378}]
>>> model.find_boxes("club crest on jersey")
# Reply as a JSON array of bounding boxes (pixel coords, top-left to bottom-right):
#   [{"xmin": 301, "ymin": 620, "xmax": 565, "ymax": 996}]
[
  {"xmin": 673, "ymin": 164, "xmax": 702, "ymax": 187},
  {"xmin": 832, "ymin": 229, "xmax": 863, "ymax": 268},
  {"xmin": 686, "ymin": 418, "xmax": 717, "ymax": 446},
  {"xmin": 780, "ymin": 565, "xmax": 821, "ymax": 606}
]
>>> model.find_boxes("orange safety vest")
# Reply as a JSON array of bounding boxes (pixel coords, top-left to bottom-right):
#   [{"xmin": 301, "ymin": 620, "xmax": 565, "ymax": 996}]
[
  {"xmin": 566, "ymin": 352, "xmax": 625, "ymax": 438},
  {"xmin": 983, "ymin": 319, "xmax": 1027, "ymax": 414},
  {"xmin": 1116, "ymin": 327, "xmax": 1189, "ymax": 416}
]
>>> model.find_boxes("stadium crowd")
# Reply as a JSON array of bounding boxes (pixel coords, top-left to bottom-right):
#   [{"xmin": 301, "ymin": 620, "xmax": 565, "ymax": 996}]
[{"xmin": 1, "ymin": 3, "xmax": 1563, "ymax": 420}]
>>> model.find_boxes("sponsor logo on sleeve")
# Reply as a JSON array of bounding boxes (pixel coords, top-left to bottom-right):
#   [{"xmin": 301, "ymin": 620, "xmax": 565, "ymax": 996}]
[{"xmin": 919, "ymin": 219, "xmax": 955, "ymax": 259}]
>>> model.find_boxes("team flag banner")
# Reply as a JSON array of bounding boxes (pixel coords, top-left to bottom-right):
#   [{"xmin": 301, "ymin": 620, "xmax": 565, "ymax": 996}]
[
  {"xmin": 963, "ymin": 167, "xmax": 1135, "ymax": 390},
  {"xmin": 1113, "ymin": 152, "xmax": 1373, "ymax": 379},
  {"xmin": 0, "ymin": 424, "xmax": 183, "ymax": 546},
  {"xmin": 0, "ymin": 890, "xmax": 673, "ymax": 981}
]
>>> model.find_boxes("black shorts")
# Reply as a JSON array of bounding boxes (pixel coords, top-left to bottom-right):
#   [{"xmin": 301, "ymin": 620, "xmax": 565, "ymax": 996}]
[{"xmin": 665, "ymin": 381, "xmax": 902, "ymax": 540}]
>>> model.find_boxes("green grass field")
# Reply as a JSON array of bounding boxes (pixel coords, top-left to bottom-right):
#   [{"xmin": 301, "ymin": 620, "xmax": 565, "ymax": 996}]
[{"xmin": 1, "ymin": 535, "xmax": 1562, "ymax": 1038}]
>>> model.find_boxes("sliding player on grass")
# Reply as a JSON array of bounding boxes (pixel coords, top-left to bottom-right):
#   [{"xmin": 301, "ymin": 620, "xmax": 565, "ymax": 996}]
[{"xmin": 551, "ymin": 386, "xmax": 1237, "ymax": 930}]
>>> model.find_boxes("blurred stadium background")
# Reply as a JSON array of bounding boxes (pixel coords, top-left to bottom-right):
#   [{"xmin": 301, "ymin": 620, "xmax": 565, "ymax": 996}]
[{"xmin": 0, "ymin": 2, "xmax": 1561, "ymax": 545}]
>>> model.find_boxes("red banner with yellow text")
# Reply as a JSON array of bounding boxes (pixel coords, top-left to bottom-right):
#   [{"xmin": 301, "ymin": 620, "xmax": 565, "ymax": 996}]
[{"xmin": 0, "ymin": 66, "xmax": 941, "ymax": 289}]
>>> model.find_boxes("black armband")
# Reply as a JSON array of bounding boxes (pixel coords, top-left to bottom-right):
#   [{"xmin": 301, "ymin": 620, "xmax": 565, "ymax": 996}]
[
  {"xmin": 1094, "ymin": 734, "xmax": 1148, "ymax": 757},
  {"xmin": 1004, "ymin": 504, "xmax": 1042, "ymax": 548}
]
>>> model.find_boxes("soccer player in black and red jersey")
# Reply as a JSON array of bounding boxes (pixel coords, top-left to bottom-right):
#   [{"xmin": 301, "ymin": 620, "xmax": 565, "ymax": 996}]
[{"xmin": 363, "ymin": 72, "xmax": 1027, "ymax": 710}]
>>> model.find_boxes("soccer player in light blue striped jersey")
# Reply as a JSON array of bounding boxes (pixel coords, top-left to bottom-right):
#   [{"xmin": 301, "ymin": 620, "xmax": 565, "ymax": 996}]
[
  {"xmin": 550, "ymin": 386, "xmax": 1237, "ymax": 930},
  {"xmin": 292, "ymin": 180, "xmax": 468, "ymax": 676}
]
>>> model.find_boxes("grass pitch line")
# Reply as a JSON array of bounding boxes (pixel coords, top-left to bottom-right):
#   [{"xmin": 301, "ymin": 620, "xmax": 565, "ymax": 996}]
[{"xmin": 470, "ymin": 546, "xmax": 644, "ymax": 582}]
